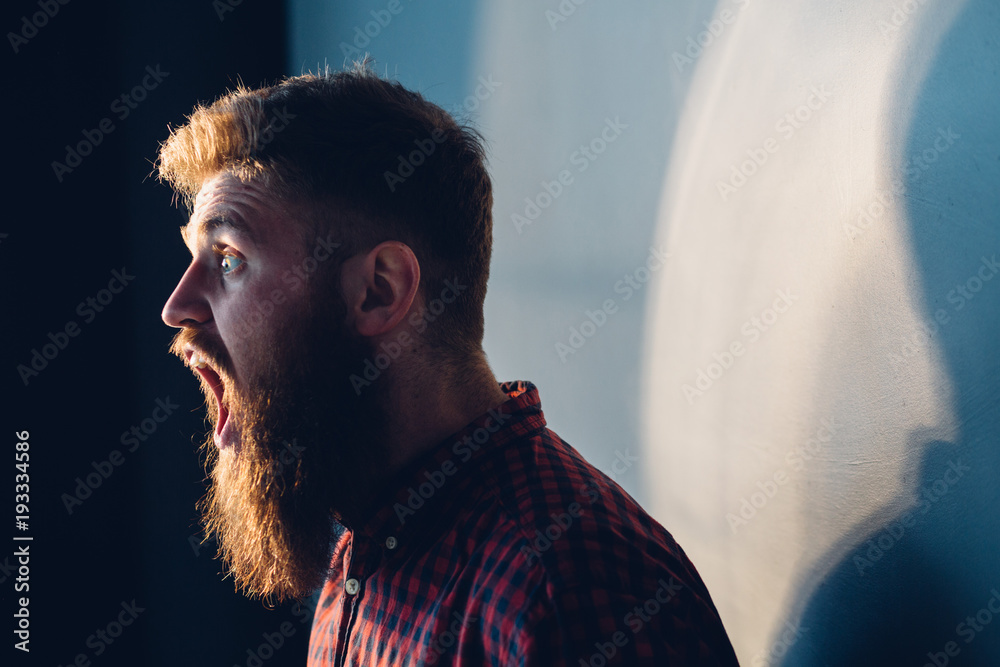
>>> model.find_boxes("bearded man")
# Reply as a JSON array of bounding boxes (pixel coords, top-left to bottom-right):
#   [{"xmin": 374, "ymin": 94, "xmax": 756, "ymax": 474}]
[{"xmin": 158, "ymin": 62, "xmax": 739, "ymax": 666}]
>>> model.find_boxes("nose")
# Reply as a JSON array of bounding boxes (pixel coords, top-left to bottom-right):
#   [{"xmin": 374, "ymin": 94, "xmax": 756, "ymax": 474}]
[{"xmin": 162, "ymin": 262, "xmax": 212, "ymax": 328}]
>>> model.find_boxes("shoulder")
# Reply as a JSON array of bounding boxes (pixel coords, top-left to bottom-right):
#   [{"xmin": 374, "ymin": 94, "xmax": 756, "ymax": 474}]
[
  {"xmin": 470, "ymin": 427, "xmax": 739, "ymax": 665},
  {"xmin": 484, "ymin": 425, "xmax": 696, "ymax": 592}
]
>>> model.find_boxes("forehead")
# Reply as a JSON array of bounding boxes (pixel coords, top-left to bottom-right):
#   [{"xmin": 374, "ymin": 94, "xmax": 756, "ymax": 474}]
[{"xmin": 180, "ymin": 173, "xmax": 293, "ymax": 248}]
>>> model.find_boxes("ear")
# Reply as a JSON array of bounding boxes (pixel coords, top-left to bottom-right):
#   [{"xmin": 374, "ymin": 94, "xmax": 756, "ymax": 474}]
[{"xmin": 341, "ymin": 241, "xmax": 421, "ymax": 337}]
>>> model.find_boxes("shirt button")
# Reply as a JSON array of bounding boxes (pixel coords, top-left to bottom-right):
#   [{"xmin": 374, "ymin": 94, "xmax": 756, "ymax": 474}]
[
  {"xmin": 345, "ymin": 578, "xmax": 360, "ymax": 595},
  {"xmin": 385, "ymin": 536, "xmax": 398, "ymax": 550}
]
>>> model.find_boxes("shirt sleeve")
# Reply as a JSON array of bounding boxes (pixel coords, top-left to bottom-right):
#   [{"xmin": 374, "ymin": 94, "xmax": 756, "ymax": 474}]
[{"xmin": 513, "ymin": 579, "xmax": 741, "ymax": 666}]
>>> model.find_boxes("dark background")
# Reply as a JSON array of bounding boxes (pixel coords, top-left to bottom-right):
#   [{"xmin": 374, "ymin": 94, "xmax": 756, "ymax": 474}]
[
  {"xmin": 4, "ymin": 1, "xmax": 1000, "ymax": 666},
  {"xmin": 2, "ymin": 1, "xmax": 317, "ymax": 665}
]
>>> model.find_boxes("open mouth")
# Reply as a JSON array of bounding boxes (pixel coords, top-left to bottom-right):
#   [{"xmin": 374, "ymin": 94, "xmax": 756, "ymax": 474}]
[{"xmin": 185, "ymin": 347, "xmax": 231, "ymax": 448}]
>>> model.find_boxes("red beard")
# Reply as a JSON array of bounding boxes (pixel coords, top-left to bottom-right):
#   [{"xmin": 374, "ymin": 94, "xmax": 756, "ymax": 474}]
[{"xmin": 171, "ymin": 272, "xmax": 391, "ymax": 601}]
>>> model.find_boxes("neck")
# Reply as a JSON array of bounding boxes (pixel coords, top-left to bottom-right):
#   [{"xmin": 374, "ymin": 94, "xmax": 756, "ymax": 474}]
[
  {"xmin": 383, "ymin": 349, "xmax": 509, "ymax": 474},
  {"xmin": 336, "ymin": 348, "xmax": 509, "ymax": 530}
]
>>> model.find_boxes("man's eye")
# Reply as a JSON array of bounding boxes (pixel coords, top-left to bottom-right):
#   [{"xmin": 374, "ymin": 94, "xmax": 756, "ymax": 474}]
[{"xmin": 220, "ymin": 254, "xmax": 244, "ymax": 275}]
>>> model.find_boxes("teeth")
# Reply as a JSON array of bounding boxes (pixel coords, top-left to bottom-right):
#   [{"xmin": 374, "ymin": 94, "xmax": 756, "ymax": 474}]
[{"xmin": 190, "ymin": 352, "xmax": 210, "ymax": 369}]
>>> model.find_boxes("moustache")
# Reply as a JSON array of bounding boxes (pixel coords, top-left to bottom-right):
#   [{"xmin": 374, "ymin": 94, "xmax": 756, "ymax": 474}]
[{"xmin": 168, "ymin": 328, "xmax": 234, "ymax": 381}]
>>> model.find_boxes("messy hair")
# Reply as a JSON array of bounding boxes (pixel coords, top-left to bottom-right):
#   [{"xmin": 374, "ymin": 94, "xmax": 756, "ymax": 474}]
[{"xmin": 157, "ymin": 60, "xmax": 493, "ymax": 352}]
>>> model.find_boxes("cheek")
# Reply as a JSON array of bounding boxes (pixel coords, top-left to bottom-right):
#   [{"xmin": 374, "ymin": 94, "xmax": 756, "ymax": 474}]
[
  {"xmin": 222, "ymin": 282, "xmax": 307, "ymax": 351},
  {"xmin": 214, "ymin": 287, "xmax": 276, "ymax": 357},
  {"xmin": 215, "ymin": 252, "xmax": 314, "ymax": 355}
]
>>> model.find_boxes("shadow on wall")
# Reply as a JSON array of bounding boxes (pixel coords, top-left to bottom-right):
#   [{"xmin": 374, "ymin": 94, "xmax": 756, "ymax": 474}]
[{"xmin": 780, "ymin": 1, "xmax": 1000, "ymax": 665}]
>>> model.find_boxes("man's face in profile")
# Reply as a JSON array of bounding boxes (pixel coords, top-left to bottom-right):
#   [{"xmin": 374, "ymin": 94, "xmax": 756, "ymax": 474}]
[{"xmin": 161, "ymin": 172, "xmax": 390, "ymax": 601}]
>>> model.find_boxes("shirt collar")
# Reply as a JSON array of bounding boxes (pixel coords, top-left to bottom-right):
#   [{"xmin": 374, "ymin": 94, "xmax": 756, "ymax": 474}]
[{"xmin": 340, "ymin": 380, "xmax": 546, "ymax": 557}]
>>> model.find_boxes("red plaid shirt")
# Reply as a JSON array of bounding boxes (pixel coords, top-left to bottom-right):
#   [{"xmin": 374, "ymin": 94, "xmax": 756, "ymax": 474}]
[{"xmin": 307, "ymin": 381, "xmax": 739, "ymax": 666}]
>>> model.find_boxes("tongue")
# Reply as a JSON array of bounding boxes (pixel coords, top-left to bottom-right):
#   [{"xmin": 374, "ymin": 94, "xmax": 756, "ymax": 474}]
[
  {"xmin": 209, "ymin": 376, "xmax": 232, "ymax": 449},
  {"xmin": 215, "ymin": 401, "xmax": 230, "ymax": 448},
  {"xmin": 195, "ymin": 366, "xmax": 232, "ymax": 449}
]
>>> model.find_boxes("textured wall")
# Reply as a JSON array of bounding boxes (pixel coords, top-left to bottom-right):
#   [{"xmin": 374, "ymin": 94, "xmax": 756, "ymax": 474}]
[
  {"xmin": 289, "ymin": 0, "xmax": 720, "ymax": 504},
  {"xmin": 289, "ymin": 0, "xmax": 1000, "ymax": 662},
  {"xmin": 643, "ymin": 0, "xmax": 1000, "ymax": 664}
]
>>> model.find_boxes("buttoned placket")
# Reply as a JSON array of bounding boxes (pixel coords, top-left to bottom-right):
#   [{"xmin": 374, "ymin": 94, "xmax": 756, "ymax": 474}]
[
  {"xmin": 332, "ymin": 534, "xmax": 356, "ymax": 667},
  {"xmin": 334, "ymin": 531, "xmax": 403, "ymax": 667},
  {"xmin": 313, "ymin": 386, "xmax": 536, "ymax": 666}
]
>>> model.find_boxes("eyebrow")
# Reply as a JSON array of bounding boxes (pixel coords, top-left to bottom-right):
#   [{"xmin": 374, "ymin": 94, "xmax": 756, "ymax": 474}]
[{"xmin": 180, "ymin": 214, "xmax": 260, "ymax": 248}]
